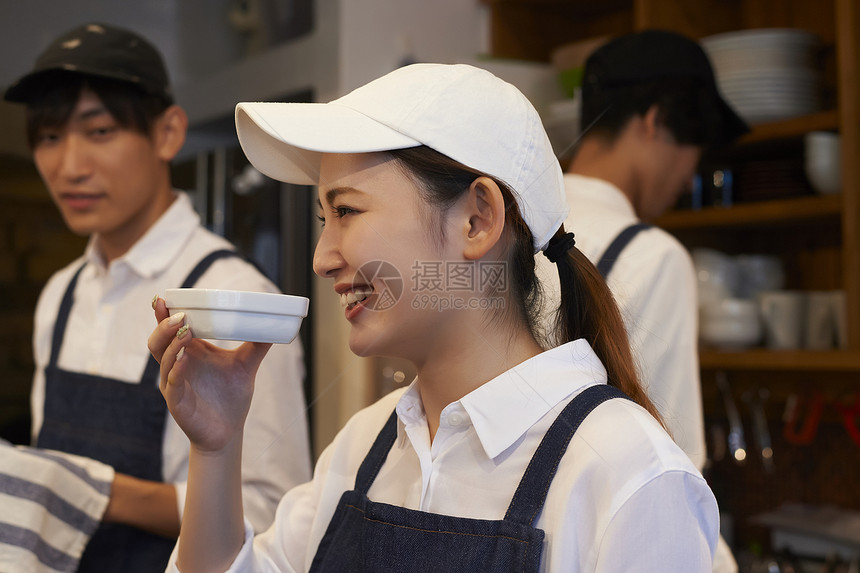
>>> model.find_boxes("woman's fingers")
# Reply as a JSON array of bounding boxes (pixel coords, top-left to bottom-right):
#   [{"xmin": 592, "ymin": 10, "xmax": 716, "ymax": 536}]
[
  {"xmin": 160, "ymin": 335, "xmax": 193, "ymax": 408},
  {"xmin": 154, "ymin": 315, "xmax": 194, "ymax": 394},
  {"xmin": 152, "ymin": 294, "xmax": 170, "ymax": 322},
  {"xmin": 148, "ymin": 296, "xmax": 187, "ymax": 366}
]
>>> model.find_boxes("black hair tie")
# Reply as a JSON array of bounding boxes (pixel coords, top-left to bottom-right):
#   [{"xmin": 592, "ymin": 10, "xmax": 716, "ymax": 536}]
[{"xmin": 543, "ymin": 232, "xmax": 576, "ymax": 264}]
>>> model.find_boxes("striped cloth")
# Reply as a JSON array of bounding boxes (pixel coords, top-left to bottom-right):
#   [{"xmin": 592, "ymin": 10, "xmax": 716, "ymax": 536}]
[{"xmin": 0, "ymin": 440, "xmax": 113, "ymax": 573}]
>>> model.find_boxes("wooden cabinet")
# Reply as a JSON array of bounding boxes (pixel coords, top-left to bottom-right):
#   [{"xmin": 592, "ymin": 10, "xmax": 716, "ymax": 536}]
[
  {"xmin": 485, "ymin": 0, "xmax": 860, "ymax": 364},
  {"xmin": 485, "ymin": 0, "xmax": 860, "ymax": 561}
]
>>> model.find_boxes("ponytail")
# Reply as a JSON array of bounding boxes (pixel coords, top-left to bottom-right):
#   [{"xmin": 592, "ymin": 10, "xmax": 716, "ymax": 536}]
[{"xmin": 550, "ymin": 227, "xmax": 665, "ymax": 427}]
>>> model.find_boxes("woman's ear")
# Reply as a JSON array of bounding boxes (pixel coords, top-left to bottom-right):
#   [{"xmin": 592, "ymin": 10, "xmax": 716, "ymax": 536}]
[
  {"xmin": 153, "ymin": 105, "xmax": 188, "ymax": 162},
  {"xmin": 460, "ymin": 176, "xmax": 506, "ymax": 260}
]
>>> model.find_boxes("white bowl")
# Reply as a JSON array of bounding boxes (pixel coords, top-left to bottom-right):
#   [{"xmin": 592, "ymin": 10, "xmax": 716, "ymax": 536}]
[
  {"xmin": 701, "ymin": 28, "xmax": 819, "ymax": 55},
  {"xmin": 735, "ymin": 254, "xmax": 785, "ymax": 299},
  {"xmin": 700, "ymin": 298, "xmax": 763, "ymax": 349},
  {"xmin": 693, "ymin": 248, "xmax": 741, "ymax": 305},
  {"xmin": 164, "ymin": 288, "xmax": 309, "ymax": 343}
]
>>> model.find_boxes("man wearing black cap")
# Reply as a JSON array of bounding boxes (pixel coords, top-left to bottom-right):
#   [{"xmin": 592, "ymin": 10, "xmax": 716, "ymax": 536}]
[
  {"xmin": 538, "ymin": 29, "xmax": 747, "ymax": 572},
  {"xmin": 5, "ymin": 22, "xmax": 311, "ymax": 572}
]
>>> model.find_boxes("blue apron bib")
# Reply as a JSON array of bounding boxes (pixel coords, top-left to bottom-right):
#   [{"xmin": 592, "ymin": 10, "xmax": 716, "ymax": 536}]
[
  {"xmin": 309, "ymin": 384, "xmax": 631, "ymax": 572},
  {"xmin": 37, "ymin": 249, "xmax": 240, "ymax": 573}
]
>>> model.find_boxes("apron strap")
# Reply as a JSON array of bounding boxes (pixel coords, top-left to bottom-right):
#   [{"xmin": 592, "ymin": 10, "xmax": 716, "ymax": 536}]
[
  {"xmin": 596, "ymin": 223, "xmax": 652, "ymax": 279},
  {"xmin": 48, "ymin": 249, "xmax": 245, "ymax": 379},
  {"xmin": 140, "ymin": 248, "xmax": 243, "ymax": 382},
  {"xmin": 504, "ymin": 384, "xmax": 632, "ymax": 526},
  {"xmin": 178, "ymin": 249, "xmax": 241, "ymax": 289},
  {"xmin": 48, "ymin": 262, "xmax": 88, "ymax": 369},
  {"xmin": 353, "ymin": 411, "xmax": 399, "ymax": 495}
]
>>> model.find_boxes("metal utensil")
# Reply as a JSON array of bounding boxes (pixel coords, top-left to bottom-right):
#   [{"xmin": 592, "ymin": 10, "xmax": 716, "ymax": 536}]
[
  {"xmin": 716, "ymin": 372, "xmax": 747, "ymax": 464},
  {"xmin": 710, "ymin": 424, "xmax": 727, "ymax": 463},
  {"xmin": 744, "ymin": 387, "xmax": 775, "ymax": 473}
]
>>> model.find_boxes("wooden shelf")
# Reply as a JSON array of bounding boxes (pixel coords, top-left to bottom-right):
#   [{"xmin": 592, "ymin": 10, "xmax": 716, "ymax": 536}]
[
  {"xmin": 483, "ymin": 0, "xmax": 860, "ymax": 553},
  {"xmin": 699, "ymin": 348, "xmax": 860, "ymax": 371},
  {"xmin": 737, "ymin": 110, "xmax": 840, "ymax": 145},
  {"xmin": 656, "ymin": 194, "xmax": 843, "ymax": 230}
]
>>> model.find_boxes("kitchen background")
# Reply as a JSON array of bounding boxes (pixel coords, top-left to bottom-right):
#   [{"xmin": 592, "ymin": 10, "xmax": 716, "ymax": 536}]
[{"xmin": 0, "ymin": 1, "xmax": 858, "ymax": 571}]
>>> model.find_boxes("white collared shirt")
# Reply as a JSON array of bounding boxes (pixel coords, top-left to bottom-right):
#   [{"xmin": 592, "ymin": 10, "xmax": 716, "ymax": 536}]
[
  {"xmin": 196, "ymin": 340, "xmax": 717, "ymax": 572},
  {"xmin": 31, "ymin": 192, "xmax": 312, "ymax": 532}
]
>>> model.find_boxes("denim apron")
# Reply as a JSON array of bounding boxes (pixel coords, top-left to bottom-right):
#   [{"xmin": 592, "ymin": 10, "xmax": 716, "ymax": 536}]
[
  {"xmin": 309, "ymin": 384, "xmax": 631, "ymax": 572},
  {"xmin": 37, "ymin": 249, "xmax": 240, "ymax": 573}
]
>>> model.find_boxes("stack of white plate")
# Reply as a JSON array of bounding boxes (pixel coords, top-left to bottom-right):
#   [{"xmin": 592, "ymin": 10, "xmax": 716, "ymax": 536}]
[{"xmin": 701, "ymin": 28, "xmax": 821, "ymax": 125}]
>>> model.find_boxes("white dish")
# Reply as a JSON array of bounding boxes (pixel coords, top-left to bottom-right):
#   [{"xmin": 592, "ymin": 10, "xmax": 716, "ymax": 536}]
[
  {"xmin": 727, "ymin": 91, "xmax": 818, "ymax": 100},
  {"xmin": 721, "ymin": 90, "xmax": 818, "ymax": 101},
  {"xmin": 736, "ymin": 255, "xmax": 785, "ymax": 298},
  {"xmin": 728, "ymin": 101, "xmax": 821, "ymax": 123},
  {"xmin": 164, "ymin": 288, "xmax": 309, "ymax": 343},
  {"xmin": 729, "ymin": 103, "xmax": 819, "ymax": 115},
  {"xmin": 701, "ymin": 28, "xmax": 818, "ymax": 54},
  {"xmin": 700, "ymin": 298, "xmax": 763, "ymax": 350},
  {"xmin": 693, "ymin": 248, "xmax": 741, "ymax": 305},
  {"xmin": 709, "ymin": 51, "xmax": 814, "ymax": 70},
  {"xmin": 719, "ymin": 81, "xmax": 819, "ymax": 92},
  {"xmin": 724, "ymin": 94, "xmax": 818, "ymax": 105},
  {"xmin": 714, "ymin": 67, "xmax": 818, "ymax": 79}
]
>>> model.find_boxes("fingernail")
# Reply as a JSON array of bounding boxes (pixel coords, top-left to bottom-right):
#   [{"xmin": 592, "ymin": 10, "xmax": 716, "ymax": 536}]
[
  {"xmin": 176, "ymin": 325, "xmax": 189, "ymax": 339},
  {"xmin": 176, "ymin": 347, "xmax": 185, "ymax": 362},
  {"xmin": 152, "ymin": 294, "xmax": 159, "ymax": 310},
  {"xmin": 167, "ymin": 312, "xmax": 185, "ymax": 326}
]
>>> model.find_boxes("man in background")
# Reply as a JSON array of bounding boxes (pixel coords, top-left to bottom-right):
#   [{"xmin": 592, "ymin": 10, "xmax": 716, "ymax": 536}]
[
  {"xmin": 4, "ymin": 22, "xmax": 311, "ymax": 572},
  {"xmin": 538, "ymin": 29, "xmax": 749, "ymax": 572}
]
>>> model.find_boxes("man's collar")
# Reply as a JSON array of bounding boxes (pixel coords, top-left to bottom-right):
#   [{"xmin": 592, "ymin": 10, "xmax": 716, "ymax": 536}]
[{"xmin": 85, "ymin": 192, "xmax": 201, "ymax": 278}]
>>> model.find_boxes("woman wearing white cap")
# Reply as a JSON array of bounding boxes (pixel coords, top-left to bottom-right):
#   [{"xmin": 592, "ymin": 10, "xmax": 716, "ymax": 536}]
[{"xmin": 149, "ymin": 63, "xmax": 719, "ymax": 572}]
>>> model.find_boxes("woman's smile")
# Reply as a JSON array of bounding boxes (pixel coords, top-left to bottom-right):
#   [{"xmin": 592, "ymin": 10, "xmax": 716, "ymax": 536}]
[
  {"xmin": 314, "ymin": 152, "xmax": 454, "ymax": 359},
  {"xmin": 341, "ymin": 286, "xmax": 373, "ymax": 310}
]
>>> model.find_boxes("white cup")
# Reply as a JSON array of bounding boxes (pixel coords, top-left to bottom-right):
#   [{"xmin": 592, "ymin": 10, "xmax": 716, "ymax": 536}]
[
  {"xmin": 830, "ymin": 290, "xmax": 848, "ymax": 349},
  {"xmin": 804, "ymin": 131, "xmax": 842, "ymax": 195},
  {"xmin": 805, "ymin": 291, "xmax": 836, "ymax": 349},
  {"xmin": 758, "ymin": 290, "xmax": 806, "ymax": 349}
]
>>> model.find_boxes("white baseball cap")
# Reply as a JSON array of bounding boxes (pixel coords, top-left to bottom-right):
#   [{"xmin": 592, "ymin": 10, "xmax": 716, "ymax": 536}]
[{"xmin": 235, "ymin": 63, "xmax": 568, "ymax": 252}]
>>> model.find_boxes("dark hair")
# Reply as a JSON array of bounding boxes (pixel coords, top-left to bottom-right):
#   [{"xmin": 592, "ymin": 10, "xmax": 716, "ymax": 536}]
[
  {"xmin": 387, "ymin": 145, "xmax": 665, "ymax": 425},
  {"xmin": 25, "ymin": 72, "xmax": 173, "ymax": 148},
  {"xmin": 581, "ymin": 77, "xmax": 726, "ymax": 148}
]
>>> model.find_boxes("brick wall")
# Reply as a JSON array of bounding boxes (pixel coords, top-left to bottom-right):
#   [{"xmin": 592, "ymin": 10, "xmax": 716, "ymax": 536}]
[{"xmin": 0, "ymin": 155, "xmax": 87, "ymax": 444}]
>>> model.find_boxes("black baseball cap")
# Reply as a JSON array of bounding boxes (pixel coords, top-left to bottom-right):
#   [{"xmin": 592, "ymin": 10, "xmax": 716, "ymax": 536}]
[
  {"xmin": 4, "ymin": 22, "xmax": 173, "ymax": 104},
  {"xmin": 583, "ymin": 29, "xmax": 749, "ymax": 145}
]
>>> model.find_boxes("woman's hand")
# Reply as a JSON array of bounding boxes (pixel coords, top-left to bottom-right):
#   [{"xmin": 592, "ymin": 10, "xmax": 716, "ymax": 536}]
[{"xmin": 148, "ymin": 297, "xmax": 272, "ymax": 452}]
